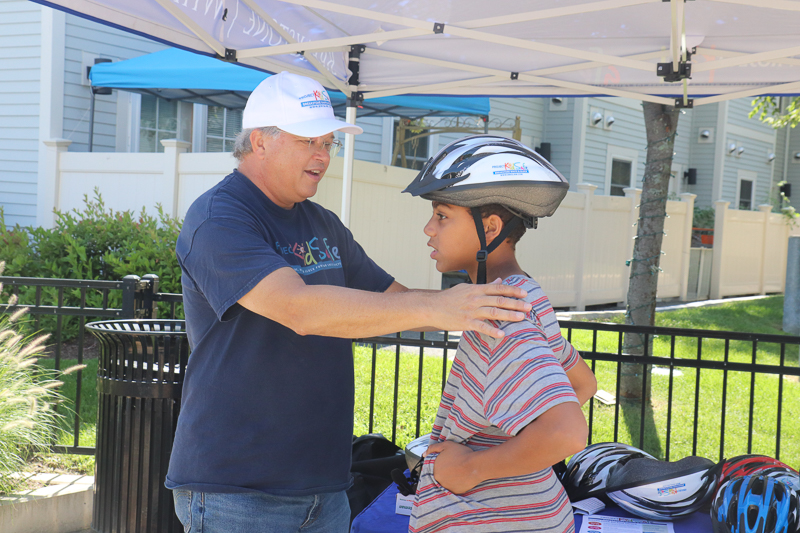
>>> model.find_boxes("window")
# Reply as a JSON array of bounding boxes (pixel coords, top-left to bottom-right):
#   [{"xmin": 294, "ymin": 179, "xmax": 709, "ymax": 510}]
[
  {"xmin": 668, "ymin": 164, "xmax": 683, "ymax": 198},
  {"xmin": 736, "ymin": 170, "xmax": 757, "ymax": 211},
  {"xmin": 738, "ymin": 179, "xmax": 754, "ymax": 210},
  {"xmin": 393, "ymin": 119, "xmax": 430, "ymax": 170},
  {"xmin": 609, "ymin": 159, "xmax": 633, "ymax": 197},
  {"xmin": 604, "ymin": 146, "xmax": 639, "ymax": 197},
  {"xmin": 139, "ymin": 95, "xmax": 192, "ymax": 152},
  {"xmin": 206, "ymin": 106, "xmax": 243, "ymax": 152}
]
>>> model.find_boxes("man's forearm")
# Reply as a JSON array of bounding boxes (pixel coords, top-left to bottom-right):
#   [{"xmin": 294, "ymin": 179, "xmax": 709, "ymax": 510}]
[
  {"xmin": 279, "ymin": 284, "xmax": 437, "ymax": 337},
  {"xmin": 238, "ymin": 267, "xmax": 532, "ymax": 339}
]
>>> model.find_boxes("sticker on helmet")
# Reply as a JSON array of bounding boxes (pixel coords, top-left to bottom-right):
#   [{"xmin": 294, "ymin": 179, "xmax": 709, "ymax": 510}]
[
  {"xmin": 657, "ymin": 483, "xmax": 686, "ymax": 497},
  {"xmin": 492, "ymin": 162, "xmax": 530, "ymax": 176}
]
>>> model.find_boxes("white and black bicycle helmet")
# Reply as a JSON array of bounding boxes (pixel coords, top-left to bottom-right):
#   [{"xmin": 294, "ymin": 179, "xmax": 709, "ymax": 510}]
[
  {"xmin": 562, "ymin": 442, "xmax": 655, "ymax": 503},
  {"xmin": 606, "ymin": 455, "xmax": 722, "ymax": 520},
  {"xmin": 402, "ymin": 135, "xmax": 569, "ymax": 284},
  {"xmin": 404, "ymin": 433, "xmax": 431, "ymax": 471},
  {"xmin": 711, "ymin": 475, "xmax": 799, "ymax": 533}
]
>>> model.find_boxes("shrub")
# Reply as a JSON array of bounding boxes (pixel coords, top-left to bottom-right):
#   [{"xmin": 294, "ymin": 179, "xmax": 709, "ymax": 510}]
[
  {"xmin": 0, "ymin": 268, "xmax": 81, "ymax": 494},
  {"xmin": 692, "ymin": 206, "xmax": 716, "ymax": 229},
  {"xmin": 0, "ymin": 191, "xmax": 183, "ymax": 340}
]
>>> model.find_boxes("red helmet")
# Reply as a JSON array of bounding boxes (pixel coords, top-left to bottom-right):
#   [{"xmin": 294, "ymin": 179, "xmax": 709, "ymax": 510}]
[{"xmin": 718, "ymin": 455, "xmax": 799, "ymax": 493}]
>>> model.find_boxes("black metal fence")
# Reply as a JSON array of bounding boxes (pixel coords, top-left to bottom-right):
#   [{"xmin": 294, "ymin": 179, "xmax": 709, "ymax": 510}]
[
  {"xmin": 0, "ymin": 274, "xmax": 180, "ymax": 454},
  {"xmin": 5, "ymin": 274, "xmax": 800, "ymax": 464},
  {"xmin": 351, "ymin": 324, "xmax": 800, "ymax": 465}
]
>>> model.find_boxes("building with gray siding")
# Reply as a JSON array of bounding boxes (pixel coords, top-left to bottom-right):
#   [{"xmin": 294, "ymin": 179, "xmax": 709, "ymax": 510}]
[{"xmin": 2, "ymin": 1, "xmax": 797, "ymax": 229}]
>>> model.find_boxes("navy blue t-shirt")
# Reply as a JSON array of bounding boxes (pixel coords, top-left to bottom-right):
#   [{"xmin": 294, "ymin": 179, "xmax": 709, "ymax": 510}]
[{"xmin": 166, "ymin": 170, "xmax": 394, "ymax": 495}]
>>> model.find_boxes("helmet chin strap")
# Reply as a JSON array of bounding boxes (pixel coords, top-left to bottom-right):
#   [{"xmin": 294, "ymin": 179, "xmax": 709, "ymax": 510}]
[{"xmin": 470, "ymin": 208, "xmax": 523, "ymax": 285}]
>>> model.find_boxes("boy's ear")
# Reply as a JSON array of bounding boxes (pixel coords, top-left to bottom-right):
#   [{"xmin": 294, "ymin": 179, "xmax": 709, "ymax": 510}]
[{"xmin": 483, "ymin": 214, "xmax": 505, "ymax": 242}]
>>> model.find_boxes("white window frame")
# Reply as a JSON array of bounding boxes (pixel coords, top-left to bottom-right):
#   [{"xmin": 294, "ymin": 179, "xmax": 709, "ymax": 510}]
[
  {"xmin": 204, "ymin": 105, "xmax": 243, "ymax": 153},
  {"xmin": 736, "ymin": 170, "xmax": 757, "ymax": 211},
  {"xmin": 380, "ymin": 117, "xmax": 394, "ymax": 165},
  {"xmin": 669, "ymin": 163, "xmax": 683, "ymax": 198},
  {"xmin": 132, "ymin": 93, "xmax": 193, "ymax": 152},
  {"xmin": 129, "ymin": 93, "xmax": 142, "ymax": 153},
  {"xmin": 604, "ymin": 145, "xmax": 639, "ymax": 196},
  {"xmin": 192, "ymin": 104, "xmax": 208, "ymax": 153},
  {"xmin": 389, "ymin": 117, "xmax": 436, "ymax": 170}
]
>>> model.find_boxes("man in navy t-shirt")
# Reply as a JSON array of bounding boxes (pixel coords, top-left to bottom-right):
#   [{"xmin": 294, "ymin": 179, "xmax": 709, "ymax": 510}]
[{"xmin": 166, "ymin": 71, "xmax": 533, "ymax": 533}]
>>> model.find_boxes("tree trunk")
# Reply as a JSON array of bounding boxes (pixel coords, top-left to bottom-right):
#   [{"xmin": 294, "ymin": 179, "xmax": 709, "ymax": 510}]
[
  {"xmin": 618, "ymin": 102, "xmax": 680, "ymax": 457},
  {"xmin": 620, "ymin": 102, "xmax": 680, "ymax": 399}
]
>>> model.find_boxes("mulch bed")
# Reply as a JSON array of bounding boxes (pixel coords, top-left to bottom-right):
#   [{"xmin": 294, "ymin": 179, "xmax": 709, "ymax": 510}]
[{"xmin": 41, "ymin": 337, "xmax": 101, "ymax": 361}]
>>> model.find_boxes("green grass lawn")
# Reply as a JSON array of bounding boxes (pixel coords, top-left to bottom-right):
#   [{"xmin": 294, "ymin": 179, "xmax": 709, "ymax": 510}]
[
  {"xmin": 35, "ymin": 295, "xmax": 800, "ymax": 474},
  {"xmin": 562, "ymin": 296, "xmax": 799, "ymax": 467}
]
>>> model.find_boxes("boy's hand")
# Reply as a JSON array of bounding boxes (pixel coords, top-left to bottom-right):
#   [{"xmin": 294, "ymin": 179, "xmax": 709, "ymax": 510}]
[
  {"xmin": 431, "ymin": 279, "xmax": 531, "ymax": 339},
  {"xmin": 425, "ymin": 441, "xmax": 481, "ymax": 494}
]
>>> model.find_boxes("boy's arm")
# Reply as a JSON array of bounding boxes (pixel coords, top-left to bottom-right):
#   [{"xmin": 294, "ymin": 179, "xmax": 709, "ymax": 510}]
[
  {"xmin": 566, "ymin": 357, "xmax": 598, "ymax": 406},
  {"xmin": 426, "ymin": 401, "xmax": 588, "ymax": 495}
]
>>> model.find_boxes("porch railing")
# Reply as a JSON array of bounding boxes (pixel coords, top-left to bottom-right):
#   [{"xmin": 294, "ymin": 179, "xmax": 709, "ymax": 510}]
[{"xmin": 4, "ymin": 274, "xmax": 799, "ymax": 462}]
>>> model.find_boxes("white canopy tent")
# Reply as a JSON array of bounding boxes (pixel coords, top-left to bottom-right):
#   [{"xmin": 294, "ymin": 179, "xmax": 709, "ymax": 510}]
[{"xmin": 34, "ymin": 0, "xmax": 800, "ymax": 223}]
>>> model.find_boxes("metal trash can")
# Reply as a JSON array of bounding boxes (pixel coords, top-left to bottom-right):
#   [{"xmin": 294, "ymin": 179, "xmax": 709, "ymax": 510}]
[{"xmin": 86, "ymin": 319, "xmax": 189, "ymax": 533}]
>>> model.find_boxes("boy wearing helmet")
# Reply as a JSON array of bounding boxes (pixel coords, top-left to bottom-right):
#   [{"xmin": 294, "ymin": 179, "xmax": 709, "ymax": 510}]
[{"xmin": 404, "ymin": 135, "xmax": 597, "ymax": 533}]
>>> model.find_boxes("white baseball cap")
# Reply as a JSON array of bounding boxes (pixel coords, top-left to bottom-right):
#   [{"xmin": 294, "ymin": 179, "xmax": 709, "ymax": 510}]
[{"xmin": 242, "ymin": 71, "xmax": 363, "ymax": 137}]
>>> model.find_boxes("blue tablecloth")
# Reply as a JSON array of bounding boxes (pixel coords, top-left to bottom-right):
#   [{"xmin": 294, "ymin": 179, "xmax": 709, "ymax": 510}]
[{"xmin": 351, "ymin": 482, "xmax": 713, "ymax": 533}]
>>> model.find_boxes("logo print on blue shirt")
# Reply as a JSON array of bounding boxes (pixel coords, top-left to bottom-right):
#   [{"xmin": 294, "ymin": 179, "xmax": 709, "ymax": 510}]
[{"xmin": 275, "ymin": 237, "xmax": 342, "ymax": 275}]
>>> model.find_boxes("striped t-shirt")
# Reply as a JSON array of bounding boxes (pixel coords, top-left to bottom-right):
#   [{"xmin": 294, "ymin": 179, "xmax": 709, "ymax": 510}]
[{"xmin": 409, "ymin": 275, "xmax": 581, "ymax": 533}]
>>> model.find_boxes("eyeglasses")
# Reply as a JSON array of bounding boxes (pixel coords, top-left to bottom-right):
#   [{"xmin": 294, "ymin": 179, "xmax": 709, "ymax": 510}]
[
  {"xmin": 304, "ymin": 137, "xmax": 343, "ymax": 157},
  {"xmin": 277, "ymin": 129, "xmax": 343, "ymax": 157}
]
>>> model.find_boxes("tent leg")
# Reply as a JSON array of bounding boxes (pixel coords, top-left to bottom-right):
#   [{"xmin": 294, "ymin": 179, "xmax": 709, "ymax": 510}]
[
  {"xmin": 88, "ymin": 89, "xmax": 96, "ymax": 152},
  {"xmin": 341, "ymin": 105, "xmax": 357, "ymax": 228}
]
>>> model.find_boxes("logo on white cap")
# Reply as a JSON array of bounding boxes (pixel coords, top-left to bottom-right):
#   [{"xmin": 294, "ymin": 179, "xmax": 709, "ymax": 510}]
[
  {"xmin": 299, "ymin": 90, "xmax": 332, "ymax": 109},
  {"xmin": 243, "ymin": 71, "xmax": 362, "ymax": 137}
]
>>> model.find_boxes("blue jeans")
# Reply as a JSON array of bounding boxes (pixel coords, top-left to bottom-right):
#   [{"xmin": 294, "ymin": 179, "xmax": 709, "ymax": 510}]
[{"xmin": 172, "ymin": 489, "xmax": 350, "ymax": 533}]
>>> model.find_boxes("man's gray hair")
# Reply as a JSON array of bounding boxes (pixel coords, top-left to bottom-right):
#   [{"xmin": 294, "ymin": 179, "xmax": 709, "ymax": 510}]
[{"xmin": 232, "ymin": 126, "xmax": 282, "ymax": 162}]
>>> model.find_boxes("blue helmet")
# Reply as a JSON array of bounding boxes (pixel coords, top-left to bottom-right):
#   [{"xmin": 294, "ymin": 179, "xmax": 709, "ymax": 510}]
[{"xmin": 711, "ymin": 475, "xmax": 799, "ymax": 533}]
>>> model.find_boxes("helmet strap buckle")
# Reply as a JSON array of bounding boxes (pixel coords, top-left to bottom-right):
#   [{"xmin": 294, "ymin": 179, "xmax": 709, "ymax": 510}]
[{"xmin": 476, "ymin": 250, "xmax": 488, "ymax": 262}]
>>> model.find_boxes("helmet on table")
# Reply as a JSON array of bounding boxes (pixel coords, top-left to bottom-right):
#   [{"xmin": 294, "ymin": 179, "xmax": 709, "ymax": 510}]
[
  {"xmin": 711, "ymin": 475, "xmax": 799, "ymax": 533},
  {"xmin": 562, "ymin": 442, "xmax": 655, "ymax": 503},
  {"xmin": 605, "ymin": 455, "xmax": 722, "ymax": 520},
  {"xmin": 718, "ymin": 455, "xmax": 799, "ymax": 492},
  {"xmin": 402, "ymin": 135, "xmax": 569, "ymax": 284}
]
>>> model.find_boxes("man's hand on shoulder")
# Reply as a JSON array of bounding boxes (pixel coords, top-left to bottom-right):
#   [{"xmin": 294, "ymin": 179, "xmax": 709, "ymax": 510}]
[
  {"xmin": 238, "ymin": 271, "xmax": 531, "ymax": 339},
  {"xmin": 429, "ymin": 279, "xmax": 531, "ymax": 339}
]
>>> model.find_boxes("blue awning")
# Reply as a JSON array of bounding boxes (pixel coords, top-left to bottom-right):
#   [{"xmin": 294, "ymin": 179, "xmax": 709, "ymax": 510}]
[{"xmin": 89, "ymin": 48, "xmax": 490, "ymax": 119}]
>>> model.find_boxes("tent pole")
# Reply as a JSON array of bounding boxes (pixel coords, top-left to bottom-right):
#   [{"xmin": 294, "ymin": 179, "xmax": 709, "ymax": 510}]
[
  {"xmin": 341, "ymin": 105, "xmax": 357, "ymax": 228},
  {"xmin": 341, "ymin": 45, "xmax": 365, "ymax": 228}
]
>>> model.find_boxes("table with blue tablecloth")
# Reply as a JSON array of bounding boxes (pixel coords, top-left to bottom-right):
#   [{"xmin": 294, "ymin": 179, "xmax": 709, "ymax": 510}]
[{"xmin": 351, "ymin": 481, "xmax": 713, "ymax": 533}]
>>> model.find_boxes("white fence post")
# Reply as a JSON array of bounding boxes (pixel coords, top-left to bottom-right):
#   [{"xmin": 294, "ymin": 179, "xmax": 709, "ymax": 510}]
[
  {"xmin": 38, "ymin": 139, "xmax": 72, "ymax": 229},
  {"xmin": 622, "ymin": 187, "xmax": 642, "ymax": 307},
  {"xmin": 161, "ymin": 139, "xmax": 192, "ymax": 218},
  {"xmin": 679, "ymin": 193, "xmax": 697, "ymax": 301},
  {"xmin": 758, "ymin": 204, "xmax": 773, "ymax": 295},
  {"xmin": 574, "ymin": 183, "xmax": 597, "ymax": 311},
  {"xmin": 710, "ymin": 200, "xmax": 730, "ymax": 300}
]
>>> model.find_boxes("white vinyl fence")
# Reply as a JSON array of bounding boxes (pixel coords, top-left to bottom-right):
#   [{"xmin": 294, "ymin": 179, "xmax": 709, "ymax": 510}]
[{"xmin": 40, "ymin": 139, "xmax": 790, "ymax": 309}]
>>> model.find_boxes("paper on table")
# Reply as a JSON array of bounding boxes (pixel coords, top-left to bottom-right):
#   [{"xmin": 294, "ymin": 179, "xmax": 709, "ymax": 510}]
[
  {"xmin": 578, "ymin": 515, "xmax": 675, "ymax": 533},
  {"xmin": 572, "ymin": 497, "xmax": 606, "ymax": 515}
]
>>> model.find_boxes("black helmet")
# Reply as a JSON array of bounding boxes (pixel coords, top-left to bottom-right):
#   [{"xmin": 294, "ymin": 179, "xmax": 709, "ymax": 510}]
[
  {"xmin": 562, "ymin": 442, "xmax": 655, "ymax": 503},
  {"xmin": 605, "ymin": 456, "xmax": 722, "ymax": 520},
  {"xmin": 402, "ymin": 135, "xmax": 569, "ymax": 284},
  {"xmin": 711, "ymin": 475, "xmax": 799, "ymax": 533}
]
